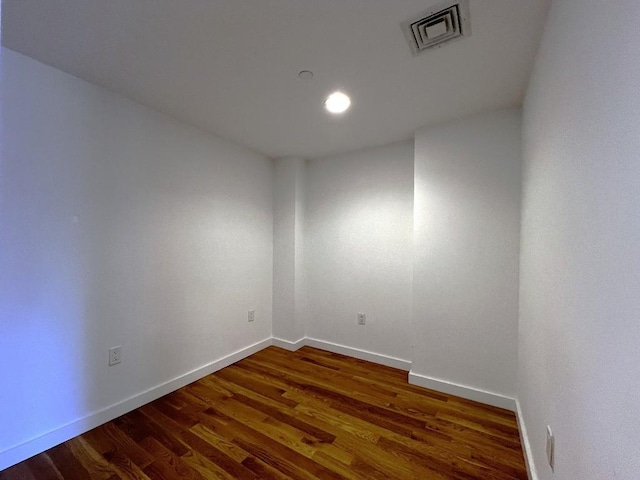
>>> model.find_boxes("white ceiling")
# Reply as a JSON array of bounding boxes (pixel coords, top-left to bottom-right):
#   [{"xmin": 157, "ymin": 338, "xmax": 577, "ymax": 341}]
[{"xmin": 1, "ymin": 0, "xmax": 550, "ymax": 159}]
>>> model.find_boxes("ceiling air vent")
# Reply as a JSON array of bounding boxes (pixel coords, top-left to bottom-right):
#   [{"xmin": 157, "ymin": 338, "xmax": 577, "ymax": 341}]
[{"xmin": 401, "ymin": 0, "xmax": 471, "ymax": 55}]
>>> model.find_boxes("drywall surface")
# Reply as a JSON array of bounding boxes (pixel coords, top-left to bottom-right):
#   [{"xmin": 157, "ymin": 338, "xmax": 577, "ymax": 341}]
[
  {"xmin": 519, "ymin": 0, "xmax": 640, "ymax": 478},
  {"xmin": 293, "ymin": 160, "xmax": 308, "ymax": 342},
  {"xmin": 304, "ymin": 141, "xmax": 414, "ymax": 362},
  {"xmin": 0, "ymin": 48, "xmax": 273, "ymax": 466},
  {"xmin": 273, "ymin": 157, "xmax": 306, "ymax": 343},
  {"xmin": 413, "ymin": 109, "xmax": 521, "ymax": 398}
]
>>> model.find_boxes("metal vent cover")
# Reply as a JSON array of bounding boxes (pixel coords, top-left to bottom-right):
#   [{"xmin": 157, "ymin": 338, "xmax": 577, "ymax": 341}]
[{"xmin": 401, "ymin": 0, "xmax": 471, "ymax": 55}]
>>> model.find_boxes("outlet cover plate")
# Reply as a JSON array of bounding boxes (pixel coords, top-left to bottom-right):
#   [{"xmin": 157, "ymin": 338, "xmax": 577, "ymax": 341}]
[
  {"xmin": 248, "ymin": 310, "xmax": 255, "ymax": 322},
  {"xmin": 109, "ymin": 346, "xmax": 122, "ymax": 366},
  {"xmin": 546, "ymin": 425, "xmax": 554, "ymax": 471},
  {"xmin": 357, "ymin": 313, "xmax": 366, "ymax": 325}
]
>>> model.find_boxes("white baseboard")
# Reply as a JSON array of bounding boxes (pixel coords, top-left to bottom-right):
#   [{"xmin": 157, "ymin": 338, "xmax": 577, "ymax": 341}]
[
  {"xmin": 408, "ymin": 371, "xmax": 516, "ymax": 411},
  {"xmin": 271, "ymin": 337, "xmax": 306, "ymax": 351},
  {"xmin": 0, "ymin": 337, "xmax": 272, "ymax": 471},
  {"xmin": 515, "ymin": 399, "xmax": 538, "ymax": 480},
  {"xmin": 304, "ymin": 337, "xmax": 412, "ymax": 371}
]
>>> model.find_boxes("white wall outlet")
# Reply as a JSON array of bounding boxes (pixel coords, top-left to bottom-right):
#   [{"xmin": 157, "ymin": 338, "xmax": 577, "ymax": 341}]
[
  {"xmin": 546, "ymin": 425, "xmax": 555, "ymax": 471},
  {"xmin": 248, "ymin": 310, "xmax": 255, "ymax": 322},
  {"xmin": 109, "ymin": 346, "xmax": 122, "ymax": 366},
  {"xmin": 357, "ymin": 312, "xmax": 366, "ymax": 325}
]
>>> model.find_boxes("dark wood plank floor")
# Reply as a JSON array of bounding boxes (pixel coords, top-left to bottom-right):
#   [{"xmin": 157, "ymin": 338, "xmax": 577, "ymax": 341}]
[{"xmin": 0, "ymin": 346, "xmax": 528, "ymax": 479}]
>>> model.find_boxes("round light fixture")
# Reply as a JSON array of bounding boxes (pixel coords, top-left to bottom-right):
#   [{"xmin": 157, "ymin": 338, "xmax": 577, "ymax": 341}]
[
  {"xmin": 324, "ymin": 91, "xmax": 351, "ymax": 114},
  {"xmin": 298, "ymin": 70, "xmax": 314, "ymax": 81}
]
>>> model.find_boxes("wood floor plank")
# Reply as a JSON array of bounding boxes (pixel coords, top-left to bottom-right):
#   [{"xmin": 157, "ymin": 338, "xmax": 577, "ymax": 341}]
[
  {"xmin": 139, "ymin": 436, "xmax": 207, "ymax": 480},
  {"xmin": 100, "ymin": 449, "xmax": 150, "ymax": 480},
  {"xmin": 65, "ymin": 437, "xmax": 124, "ymax": 480},
  {"xmin": 0, "ymin": 462, "xmax": 38, "ymax": 480},
  {"xmin": 85, "ymin": 423, "xmax": 155, "ymax": 471},
  {"xmin": 239, "ymin": 456, "xmax": 295, "ymax": 480},
  {"xmin": 142, "ymin": 403, "xmax": 258, "ymax": 480},
  {"xmin": 46, "ymin": 443, "xmax": 94, "ymax": 479},
  {"xmin": 1, "ymin": 346, "xmax": 528, "ymax": 479},
  {"xmin": 22, "ymin": 454, "xmax": 63, "ymax": 480},
  {"xmin": 192, "ymin": 407, "xmax": 343, "ymax": 479},
  {"xmin": 189, "ymin": 423, "xmax": 250, "ymax": 465}
]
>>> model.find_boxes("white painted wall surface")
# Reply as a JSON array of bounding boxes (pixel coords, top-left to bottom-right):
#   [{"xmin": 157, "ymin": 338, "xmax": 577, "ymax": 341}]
[
  {"xmin": 273, "ymin": 157, "xmax": 305, "ymax": 343},
  {"xmin": 293, "ymin": 161, "xmax": 308, "ymax": 343},
  {"xmin": 413, "ymin": 109, "xmax": 521, "ymax": 398},
  {"xmin": 0, "ymin": 48, "xmax": 273, "ymax": 467},
  {"xmin": 304, "ymin": 141, "xmax": 414, "ymax": 362},
  {"xmin": 519, "ymin": 0, "xmax": 640, "ymax": 478}
]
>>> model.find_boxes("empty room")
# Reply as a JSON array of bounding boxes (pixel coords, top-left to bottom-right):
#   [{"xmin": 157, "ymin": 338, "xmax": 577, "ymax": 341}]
[{"xmin": 1, "ymin": 0, "xmax": 639, "ymax": 479}]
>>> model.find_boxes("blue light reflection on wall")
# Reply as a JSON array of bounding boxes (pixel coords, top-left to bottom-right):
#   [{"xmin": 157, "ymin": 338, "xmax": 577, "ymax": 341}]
[{"xmin": 0, "ymin": 46, "xmax": 88, "ymax": 454}]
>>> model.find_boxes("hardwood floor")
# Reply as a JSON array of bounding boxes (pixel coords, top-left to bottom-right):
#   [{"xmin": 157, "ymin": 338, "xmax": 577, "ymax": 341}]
[{"xmin": 0, "ymin": 346, "xmax": 528, "ymax": 479}]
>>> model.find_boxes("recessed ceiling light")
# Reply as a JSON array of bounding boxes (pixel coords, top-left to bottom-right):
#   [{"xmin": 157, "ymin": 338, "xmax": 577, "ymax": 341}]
[{"xmin": 324, "ymin": 91, "xmax": 351, "ymax": 114}]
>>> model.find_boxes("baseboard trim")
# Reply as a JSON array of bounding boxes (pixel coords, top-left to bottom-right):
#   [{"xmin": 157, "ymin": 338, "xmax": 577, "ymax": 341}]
[
  {"xmin": 408, "ymin": 371, "xmax": 516, "ymax": 411},
  {"xmin": 304, "ymin": 337, "xmax": 412, "ymax": 371},
  {"xmin": 271, "ymin": 337, "xmax": 306, "ymax": 351},
  {"xmin": 0, "ymin": 337, "xmax": 272, "ymax": 471},
  {"xmin": 515, "ymin": 399, "xmax": 538, "ymax": 480}
]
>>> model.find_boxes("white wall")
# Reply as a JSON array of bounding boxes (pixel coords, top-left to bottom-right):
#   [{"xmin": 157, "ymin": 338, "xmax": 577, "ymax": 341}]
[
  {"xmin": 412, "ymin": 109, "xmax": 521, "ymax": 403},
  {"xmin": 519, "ymin": 0, "xmax": 640, "ymax": 478},
  {"xmin": 273, "ymin": 157, "xmax": 306, "ymax": 344},
  {"xmin": 293, "ymin": 160, "xmax": 307, "ymax": 344},
  {"xmin": 0, "ymin": 48, "xmax": 273, "ymax": 468},
  {"xmin": 305, "ymin": 142, "xmax": 414, "ymax": 363}
]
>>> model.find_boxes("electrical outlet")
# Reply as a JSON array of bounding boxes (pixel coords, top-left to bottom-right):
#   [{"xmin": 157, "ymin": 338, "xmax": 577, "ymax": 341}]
[
  {"xmin": 357, "ymin": 312, "xmax": 366, "ymax": 325},
  {"xmin": 546, "ymin": 425, "xmax": 554, "ymax": 471},
  {"xmin": 109, "ymin": 346, "xmax": 122, "ymax": 366},
  {"xmin": 248, "ymin": 310, "xmax": 255, "ymax": 322}
]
